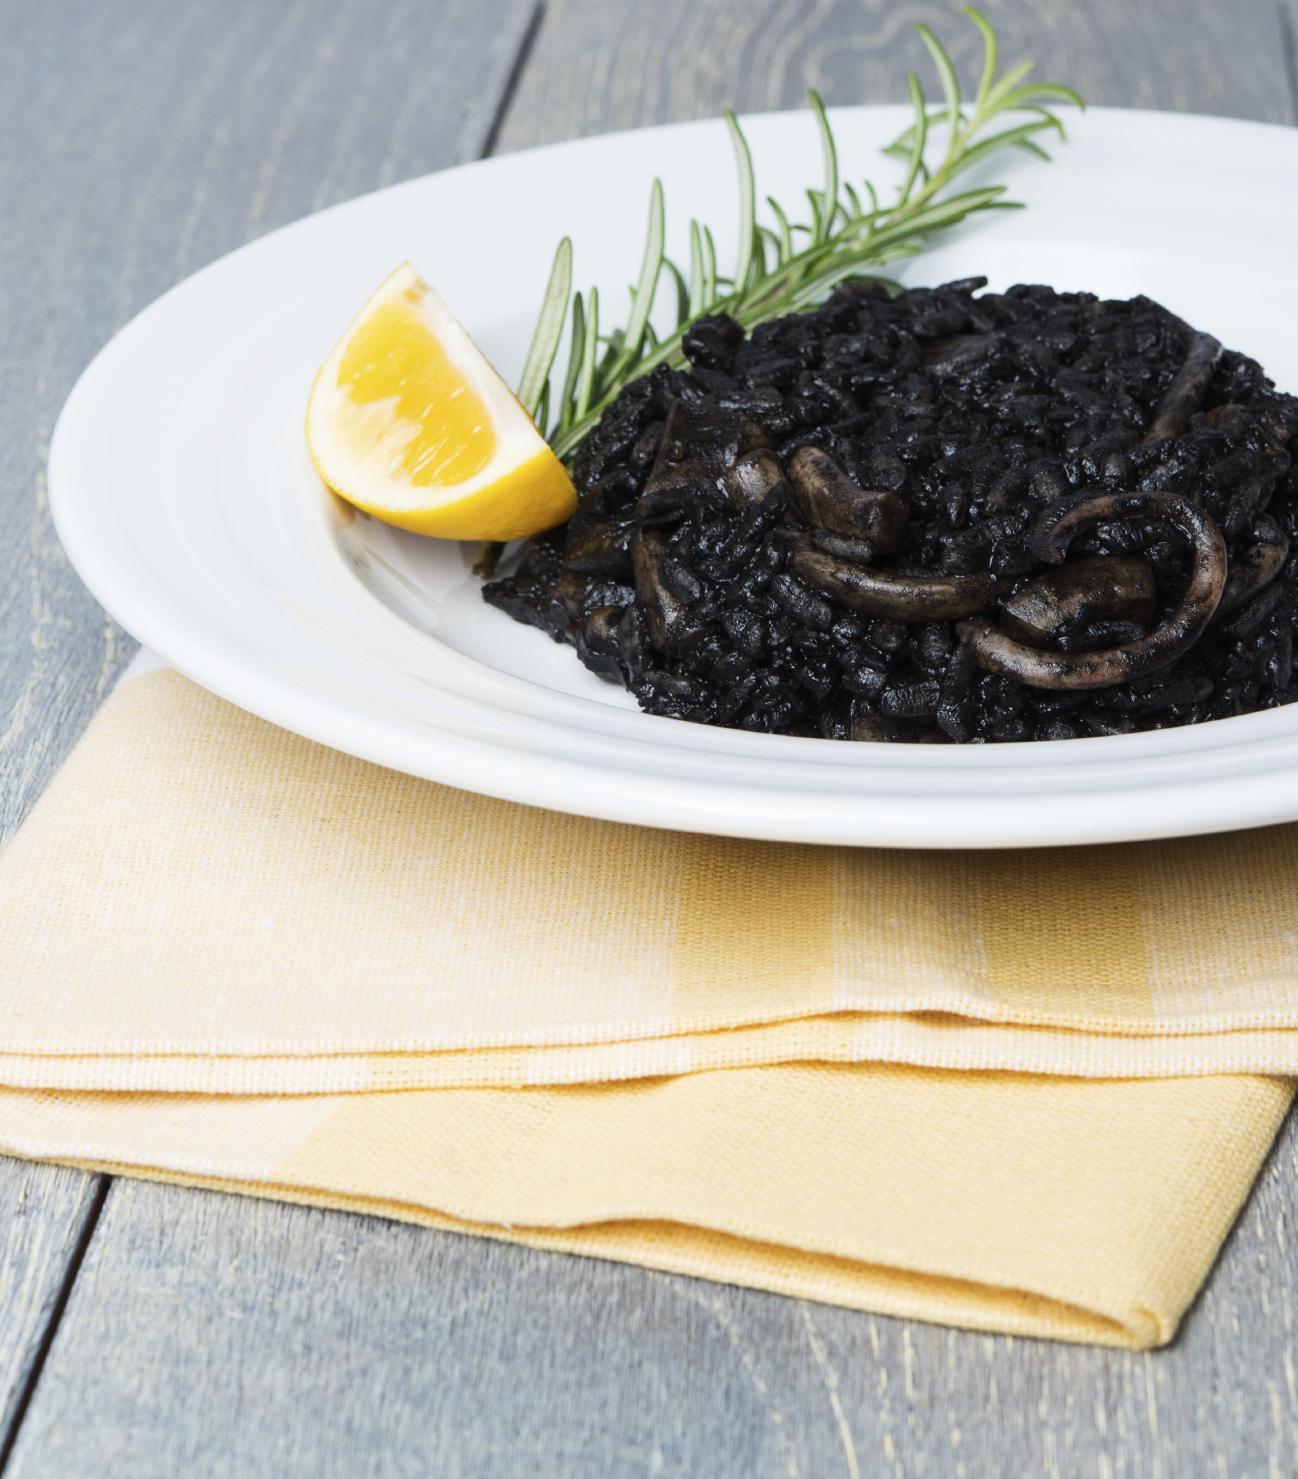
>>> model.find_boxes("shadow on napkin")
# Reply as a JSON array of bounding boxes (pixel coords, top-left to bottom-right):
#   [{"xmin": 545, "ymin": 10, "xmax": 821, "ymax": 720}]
[{"xmin": 0, "ymin": 668, "xmax": 1292, "ymax": 1347}]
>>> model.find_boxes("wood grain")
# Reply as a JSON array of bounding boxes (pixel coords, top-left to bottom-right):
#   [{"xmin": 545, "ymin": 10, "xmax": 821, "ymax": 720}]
[
  {"xmin": 0, "ymin": 1162, "xmax": 103, "ymax": 1462},
  {"xmin": 0, "ymin": 0, "xmax": 537, "ymax": 1456},
  {"xmin": 494, "ymin": 0, "xmax": 1296, "ymax": 153},
  {"xmin": 6, "ymin": 1109, "xmax": 1298, "ymax": 1478},
  {"xmin": 3, "ymin": 1, "xmax": 1298, "ymax": 1474},
  {"xmin": 0, "ymin": 0, "xmax": 538, "ymax": 850}
]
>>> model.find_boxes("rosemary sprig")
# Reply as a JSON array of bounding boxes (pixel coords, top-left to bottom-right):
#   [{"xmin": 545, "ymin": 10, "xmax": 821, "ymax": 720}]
[{"xmin": 517, "ymin": 6, "xmax": 1082, "ymax": 464}]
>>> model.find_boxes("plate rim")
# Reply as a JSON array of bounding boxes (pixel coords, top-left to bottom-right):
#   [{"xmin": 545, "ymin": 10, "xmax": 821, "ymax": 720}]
[{"xmin": 48, "ymin": 104, "xmax": 1298, "ymax": 849}]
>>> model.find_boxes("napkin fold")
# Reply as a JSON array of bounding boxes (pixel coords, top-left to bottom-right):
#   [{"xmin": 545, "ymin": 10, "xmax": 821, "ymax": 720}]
[
  {"xmin": 9, "ymin": 670, "xmax": 1298, "ymax": 1092},
  {"xmin": 0, "ymin": 664, "xmax": 1292, "ymax": 1348},
  {"xmin": 2, "ymin": 1069, "xmax": 1286, "ymax": 1349}
]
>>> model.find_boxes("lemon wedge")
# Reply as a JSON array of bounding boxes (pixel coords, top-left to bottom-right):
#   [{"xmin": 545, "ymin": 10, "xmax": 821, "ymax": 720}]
[{"xmin": 306, "ymin": 263, "xmax": 576, "ymax": 540}]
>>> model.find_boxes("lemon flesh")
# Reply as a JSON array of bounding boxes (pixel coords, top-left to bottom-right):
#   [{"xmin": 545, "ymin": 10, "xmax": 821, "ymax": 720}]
[{"xmin": 306, "ymin": 263, "xmax": 576, "ymax": 540}]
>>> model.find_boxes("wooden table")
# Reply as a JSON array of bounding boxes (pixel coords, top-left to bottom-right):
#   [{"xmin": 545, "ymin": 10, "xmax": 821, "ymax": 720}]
[{"xmin": 2, "ymin": 3, "xmax": 1297, "ymax": 1472}]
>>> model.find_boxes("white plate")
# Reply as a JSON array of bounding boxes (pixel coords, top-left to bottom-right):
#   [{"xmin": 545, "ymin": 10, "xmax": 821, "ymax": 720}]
[{"xmin": 48, "ymin": 106, "xmax": 1298, "ymax": 848}]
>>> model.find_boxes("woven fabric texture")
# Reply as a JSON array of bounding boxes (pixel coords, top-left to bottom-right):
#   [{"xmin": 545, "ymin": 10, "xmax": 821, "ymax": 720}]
[
  {"xmin": 3, "ymin": 672, "xmax": 1298, "ymax": 1091},
  {"xmin": 0, "ymin": 669, "xmax": 1292, "ymax": 1347},
  {"xmin": 0, "ymin": 1067, "xmax": 1287, "ymax": 1349}
]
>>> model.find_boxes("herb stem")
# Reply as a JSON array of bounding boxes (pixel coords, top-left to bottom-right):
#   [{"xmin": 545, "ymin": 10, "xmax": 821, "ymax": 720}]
[{"xmin": 521, "ymin": 6, "xmax": 1083, "ymax": 463}]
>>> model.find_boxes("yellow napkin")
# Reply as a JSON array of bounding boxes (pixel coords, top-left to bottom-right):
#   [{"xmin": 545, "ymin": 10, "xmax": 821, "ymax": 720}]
[
  {"xmin": 8, "ymin": 671, "xmax": 1298, "ymax": 1092},
  {"xmin": 0, "ymin": 667, "xmax": 1292, "ymax": 1348}
]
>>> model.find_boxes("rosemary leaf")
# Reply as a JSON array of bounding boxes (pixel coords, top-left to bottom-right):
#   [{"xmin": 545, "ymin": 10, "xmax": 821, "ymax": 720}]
[
  {"xmin": 516, "ymin": 236, "xmax": 571, "ymax": 421},
  {"xmin": 574, "ymin": 286, "xmax": 598, "ymax": 419},
  {"xmin": 557, "ymin": 290, "xmax": 585, "ymax": 436},
  {"xmin": 724, "ymin": 112, "xmax": 756, "ymax": 293},
  {"xmin": 687, "ymin": 221, "xmax": 706, "ymax": 317},
  {"xmin": 614, "ymin": 179, "xmax": 665, "ymax": 377}
]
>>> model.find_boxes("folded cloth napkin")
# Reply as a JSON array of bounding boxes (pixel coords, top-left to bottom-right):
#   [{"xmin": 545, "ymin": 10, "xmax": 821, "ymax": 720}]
[{"xmin": 0, "ymin": 661, "xmax": 1292, "ymax": 1348}]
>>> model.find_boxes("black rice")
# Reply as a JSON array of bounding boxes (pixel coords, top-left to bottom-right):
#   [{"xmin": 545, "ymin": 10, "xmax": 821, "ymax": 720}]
[{"xmin": 484, "ymin": 279, "xmax": 1298, "ymax": 742}]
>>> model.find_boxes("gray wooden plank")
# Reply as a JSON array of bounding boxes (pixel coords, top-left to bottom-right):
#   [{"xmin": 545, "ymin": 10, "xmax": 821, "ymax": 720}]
[
  {"xmin": 4, "ymin": 1107, "xmax": 1297, "ymax": 1478},
  {"xmin": 1284, "ymin": 3, "xmax": 1298, "ymax": 121},
  {"xmin": 493, "ymin": 0, "xmax": 1295, "ymax": 154},
  {"xmin": 0, "ymin": 0, "xmax": 538, "ymax": 1455},
  {"xmin": 0, "ymin": 1162, "xmax": 104, "ymax": 1463},
  {"xmin": 0, "ymin": 0, "xmax": 539, "ymax": 851},
  {"xmin": 3, "ymin": 2, "xmax": 1298, "ymax": 1475}
]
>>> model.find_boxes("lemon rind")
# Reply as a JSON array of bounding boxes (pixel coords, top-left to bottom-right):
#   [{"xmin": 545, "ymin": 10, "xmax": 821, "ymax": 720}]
[{"xmin": 305, "ymin": 263, "xmax": 570, "ymax": 522}]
